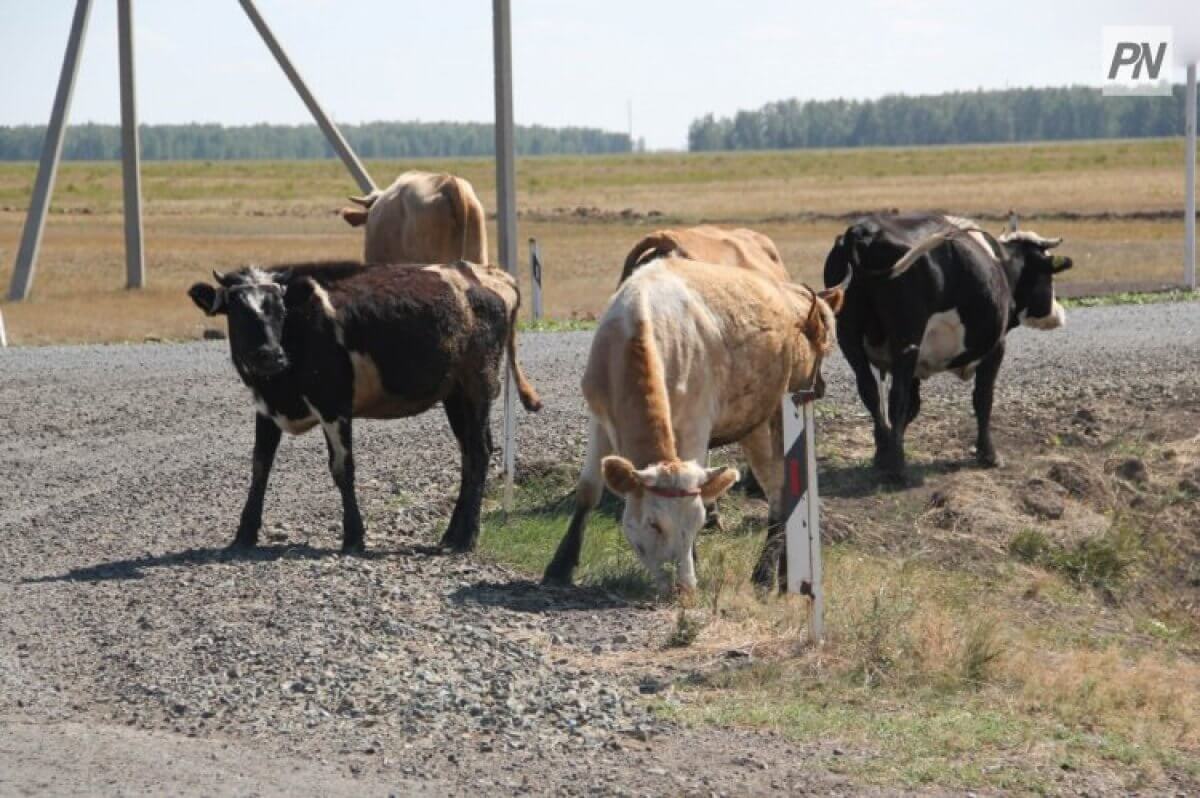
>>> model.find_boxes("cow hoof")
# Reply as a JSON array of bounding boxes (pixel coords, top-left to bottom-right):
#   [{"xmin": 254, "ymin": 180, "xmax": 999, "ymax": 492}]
[
  {"xmin": 541, "ymin": 568, "xmax": 575, "ymax": 587},
  {"xmin": 703, "ymin": 510, "xmax": 724, "ymax": 532},
  {"xmin": 341, "ymin": 541, "xmax": 365, "ymax": 555},
  {"xmin": 977, "ymin": 452, "xmax": 1003, "ymax": 469},
  {"xmin": 225, "ymin": 538, "xmax": 256, "ymax": 553}
]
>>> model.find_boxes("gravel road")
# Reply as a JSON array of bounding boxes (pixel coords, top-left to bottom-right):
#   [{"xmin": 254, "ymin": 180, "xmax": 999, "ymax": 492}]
[{"xmin": 1, "ymin": 301, "xmax": 1198, "ymax": 796}]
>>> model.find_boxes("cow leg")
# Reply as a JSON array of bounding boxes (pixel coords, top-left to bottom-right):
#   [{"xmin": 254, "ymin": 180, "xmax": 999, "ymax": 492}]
[
  {"xmin": 320, "ymin": 417, "xmax": 365, "ymax": 553},
  {"xmin": 907, "ymin": 379, "xmax": 922, "ymax": 424},
  {"xmin": 880, "ymin": 348, "xmax": 918, "ymax": 479},
  {"xmin": 231, "ymin": 413, "xmax": 283, "ymax": 549},
  {"xmin": 972, "ymin": 341, "xmax": 1006, "ymax": 468},
  {"xmin": 544, "ymin": 416, "xmax": 611, "ymax": 585},
  {"xmin": 842, "ymin": 336, "xmax": 891, "ymax": 466},
  {"xmin": 741, "ymin": 417, "xmax": 788, "ymax": 591},
  {"xmin": 440, "ymin": 389, "xmax": 491, "ymax": 552}
]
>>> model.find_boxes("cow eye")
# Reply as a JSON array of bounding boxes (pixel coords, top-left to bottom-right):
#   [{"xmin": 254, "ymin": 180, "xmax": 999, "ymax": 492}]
[{"xmin": 648, "ymin": 521, "xmax": 664, "ymax": 536}]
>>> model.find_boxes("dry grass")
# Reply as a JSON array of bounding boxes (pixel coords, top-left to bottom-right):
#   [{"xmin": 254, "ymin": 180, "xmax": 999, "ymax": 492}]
[
  {"xmin": 478, "ymin": 405, "xmax": 1200, "ymax": 791},
  {"xmin": 1, "ymin": 137, "xmax": 1195, "ymax": 345}
]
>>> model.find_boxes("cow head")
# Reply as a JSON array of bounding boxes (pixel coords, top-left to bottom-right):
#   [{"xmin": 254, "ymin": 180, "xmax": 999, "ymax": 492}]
[
  {"xmin": 601, "ymin": 456, "xmax": 738, "ymax": 593},
  {"xmin": 999, "ymin": 231, "xmax": 1072, "ymax": 330},
  {"xmin": 189, "ymin": 268, "xmax": 291, "ymax": 379}
]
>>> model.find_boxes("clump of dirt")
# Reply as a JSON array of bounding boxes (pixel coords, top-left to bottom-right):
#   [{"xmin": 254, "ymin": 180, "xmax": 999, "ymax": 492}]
[{"xmin": 1046, "ymin": 458, "xmax": 1111, "ymax": 504}]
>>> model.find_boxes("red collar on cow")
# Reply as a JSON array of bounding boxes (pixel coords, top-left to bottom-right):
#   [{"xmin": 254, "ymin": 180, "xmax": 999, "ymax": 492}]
[{"xmin": 646, "ymin": 485, "xmax": 701, "ymax": 498}]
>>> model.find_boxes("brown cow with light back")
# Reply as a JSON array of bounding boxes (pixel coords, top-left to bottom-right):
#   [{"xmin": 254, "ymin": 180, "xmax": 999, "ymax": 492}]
[
  {"xmin": 340, "ymin": 171, "xmax": 488, "ymax": 264},
  {"xmin": 544, "ymin": 254, "xmax": 846, "ymax": 593}
]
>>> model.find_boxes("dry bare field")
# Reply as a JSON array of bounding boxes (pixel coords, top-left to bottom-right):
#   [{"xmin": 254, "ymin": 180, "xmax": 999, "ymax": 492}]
[{"xmin": 0, "ymin": 137, "xmax": 1195, "ymax": 344}]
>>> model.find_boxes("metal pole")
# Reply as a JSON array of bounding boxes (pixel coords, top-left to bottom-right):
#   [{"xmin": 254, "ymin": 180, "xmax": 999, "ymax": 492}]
[
  {"xmin": 0, "ymin": 310, "xmax": 8, "ymax": 348},
  {"xmin": 118, "ymin": 0, "xmax": 145, "ymax": 290},
  {"xmin": 493, "ymin": 0, "xmax": 518, "ymax": 513},
  {"xmin": 1186, "ymin": 62, "xmax": 1196, "ymax": 291},
  {"xmin": 529, "ymin": 237, "xmax": 543, "ymax": 322},
  {"xmin": 7, "ymin": 0, "xmax": 94, "ymax": 302},
  {"xmin": 237, "ymin": 0, "xmax": 375, "ymax": 194}
]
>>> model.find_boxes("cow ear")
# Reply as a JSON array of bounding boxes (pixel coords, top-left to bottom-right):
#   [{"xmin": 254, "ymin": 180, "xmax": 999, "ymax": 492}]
[
  {"xmin": 699, "ymin": 466, "xmax": 739, "ymax": 503},
  {"xmin": 602, "ymin": 456, "xmax": 645, "ymax": 498},
  {"xmin": 1050, "ymin": 255, "xmax": 1073, "ymax": 273},
  {"xmin": 817, "ymin": 284, "xmax": 846, "ymax": 315},
  {"xmin": 341, "ymin": 208, "xmax": 368, "ymax": 227},
  {"xmin": 189, "ymin": 282, "xmax": 225, "ymax": 316}
]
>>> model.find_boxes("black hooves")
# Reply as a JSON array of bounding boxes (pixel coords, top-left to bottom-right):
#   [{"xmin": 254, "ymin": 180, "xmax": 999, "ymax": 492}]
[
  {"xmin": 341, "ymin": 541, "xmax": 366, "ymax": 555},
  {"xmin": 226, "ymin": 537, "xmax": 257, "ymax": 553},
  {"xmin": 541, "ymin": 567, "xmax": 574, "ymax": 587}
]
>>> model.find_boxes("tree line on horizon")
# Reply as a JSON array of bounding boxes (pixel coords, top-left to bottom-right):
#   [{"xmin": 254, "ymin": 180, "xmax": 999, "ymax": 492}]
[
  {"xmin": 0, "ymin": 121, "xmax": 632, "ymax": 161},
  {"xmin": 688, "ymin": 85, "xmax": 1199, "ymax": 151}
]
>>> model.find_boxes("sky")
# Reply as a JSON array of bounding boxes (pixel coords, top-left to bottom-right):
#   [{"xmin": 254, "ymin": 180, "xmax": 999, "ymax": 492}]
[{"xmin": 1, "ymin": 0, "xmax": 1199, "ymax": 151}]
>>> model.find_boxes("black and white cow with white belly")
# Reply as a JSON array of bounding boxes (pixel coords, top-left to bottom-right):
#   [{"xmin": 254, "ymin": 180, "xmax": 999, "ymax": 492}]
[
  {"xmin": 189, "ymin": 261, "xmax": 541, "ymax": 554},
  {"xmin": 823, "ymin": 213, "xmax": 1072, "ymax": 478}
]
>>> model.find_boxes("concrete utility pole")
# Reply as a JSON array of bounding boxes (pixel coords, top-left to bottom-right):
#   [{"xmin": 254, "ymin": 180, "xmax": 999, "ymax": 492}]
[
  {"xmin": 7, "ymin": 0, "xmax": 93, "ymax": 301},
  {"xmin": 1186, "ymin": 62, "xmax": 1197, "ymax": 291},
  {"xmin": 118, "ymin": 0, "xmax": 145, "ymax": 290},
  {"xmin": 493, "ymin": 0, "xmax": 519, "ymax": 512},
  {"xmin": 238, "ymin": 0, "xmax": 375, "ymax": 195}
]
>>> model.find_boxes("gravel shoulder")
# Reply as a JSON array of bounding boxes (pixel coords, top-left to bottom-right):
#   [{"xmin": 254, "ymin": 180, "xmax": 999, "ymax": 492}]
[{"xmin": 1, "ymin": 301, "xmax": 1198, "ymax": 796}]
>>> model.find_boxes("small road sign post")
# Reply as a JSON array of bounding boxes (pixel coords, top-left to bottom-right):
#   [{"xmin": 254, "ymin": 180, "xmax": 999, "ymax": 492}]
[
  {"xmin": 781, "ymin": 390, "xmax": 824, "ymax": 643},
  {"xmin": 0, "ymin": 310, "xmax": 8, "ymax": 348},
  {"xmin": 529, "ymin": 238, "xmax": 544, "ymax": 322}
]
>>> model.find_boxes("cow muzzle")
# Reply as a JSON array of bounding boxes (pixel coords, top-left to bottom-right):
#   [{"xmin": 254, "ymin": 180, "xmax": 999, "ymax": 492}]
[
  {"xmin": 245, "ymin": 347, "xmax": 289, "ymax": 377},
  {"xmin": 1021, "ymin": 300, "xmax": 1066, "ymax": 331}
]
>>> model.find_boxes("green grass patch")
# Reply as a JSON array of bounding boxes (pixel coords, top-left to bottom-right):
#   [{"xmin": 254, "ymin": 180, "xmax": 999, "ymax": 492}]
[
  {"xmin": 1061, "ymin": 289, "xmax": 1200, "ymax": 308},
  {"xmin": 1009, "ymin": 523, "xmax": 1141, "ymax": 591},
  {"xmin": 518, "ymin": 317, "xmax": 598, "ymax": 333}
]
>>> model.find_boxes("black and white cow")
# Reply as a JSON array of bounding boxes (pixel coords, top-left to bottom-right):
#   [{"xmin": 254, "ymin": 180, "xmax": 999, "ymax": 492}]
[
  {"xmin": 189, "ymin": 261, "xmax": 541, "ymax": 553},
  {"xmin": 823, "ymin": 213, "xmax": 1072, "ymax": 478}
]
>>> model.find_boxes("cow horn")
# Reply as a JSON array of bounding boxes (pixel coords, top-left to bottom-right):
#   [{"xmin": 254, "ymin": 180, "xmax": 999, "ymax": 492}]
[
  {"xmin": 212, "ymin": 269, "xmax": 226, "ymax": 285},
  {"xmin": 347, "ymin": 194, "xmax": 374, "ymax": 208},
  {"xmin": 1042, "ymin": 237, "xmax": 1063, "ymax": 250}
]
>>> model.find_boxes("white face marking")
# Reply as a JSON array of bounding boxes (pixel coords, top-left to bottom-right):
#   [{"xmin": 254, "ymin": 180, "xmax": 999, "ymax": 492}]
[
  {"xmin": 1020, "ymin": 299, "xmax": 1066, "ymax": 330},
  {"xmin": 916, "ymin": 309, "xmax": 968, "ymax": 379}
]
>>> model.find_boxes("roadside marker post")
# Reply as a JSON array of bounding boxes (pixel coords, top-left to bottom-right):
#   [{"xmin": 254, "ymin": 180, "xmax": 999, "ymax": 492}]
[
  {"xmin": 0, "ymin": 309, "xmax": 8, "ymax": 348},
  {"xmin": 781, "ymin": 390, "xmax": 824, "ymax": 643},
  {"xmin": 529, "ymin": 238, "xmax": 544, "ymax": 323}
]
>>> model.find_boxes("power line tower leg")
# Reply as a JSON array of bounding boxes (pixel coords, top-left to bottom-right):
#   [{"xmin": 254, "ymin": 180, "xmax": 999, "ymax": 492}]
[{"xmin": 7, "ymin": 0, "xmax": 94, "ymax": 302}]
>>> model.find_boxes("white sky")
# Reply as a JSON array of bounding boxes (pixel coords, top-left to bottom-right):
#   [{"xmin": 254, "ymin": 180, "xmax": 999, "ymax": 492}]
[{"xmin": 1, "ymin": 0, "xmax": 1198, "ymax": 151}]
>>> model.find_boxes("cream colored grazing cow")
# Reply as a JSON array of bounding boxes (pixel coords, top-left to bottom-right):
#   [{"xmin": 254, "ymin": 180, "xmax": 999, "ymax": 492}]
[
  {"xmin": 543, "ymin": 256, "xmax": 846, "ymax": 592},
  {"xmin": 340, "ymin": 171, "xmax": 488, "ymax": 264},
  {"xmin": 619, "ymin": 225, "xmax": 789, "ymax": 284}
]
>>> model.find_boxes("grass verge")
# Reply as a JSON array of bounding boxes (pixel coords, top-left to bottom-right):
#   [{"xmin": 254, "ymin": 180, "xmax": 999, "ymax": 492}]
[{"xmin": 477, "ymin": 454, "xmax": 1200, "ymax": 792}]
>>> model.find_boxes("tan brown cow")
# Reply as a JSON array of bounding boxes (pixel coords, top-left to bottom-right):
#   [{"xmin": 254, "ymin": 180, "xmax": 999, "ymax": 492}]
[
  {"xmin": 619, "ymin": 225, "xmax": 789, "ymax": 284},
  {"xmin": 544, "ymin": 256, "xmax": 846, "ymax": 592},
  {"xmin": 340, "ymin": 171, "xmax": 488, "ymax": 264}
]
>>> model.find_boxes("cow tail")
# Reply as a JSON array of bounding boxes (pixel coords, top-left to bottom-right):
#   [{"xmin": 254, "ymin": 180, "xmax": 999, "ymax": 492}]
[
  {"xmin": 619, "ymin": 233, "xmax": 678, "ymax": 285},
  {"xmin": 507, "ymin": 302, "xmax": 543, "ymax": 412}
]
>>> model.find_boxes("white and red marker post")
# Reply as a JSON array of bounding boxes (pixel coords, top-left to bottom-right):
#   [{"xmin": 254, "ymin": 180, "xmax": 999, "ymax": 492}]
[{"xmin": 781, "ymin": 390, "xmax": 824, "ymax": 642}]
